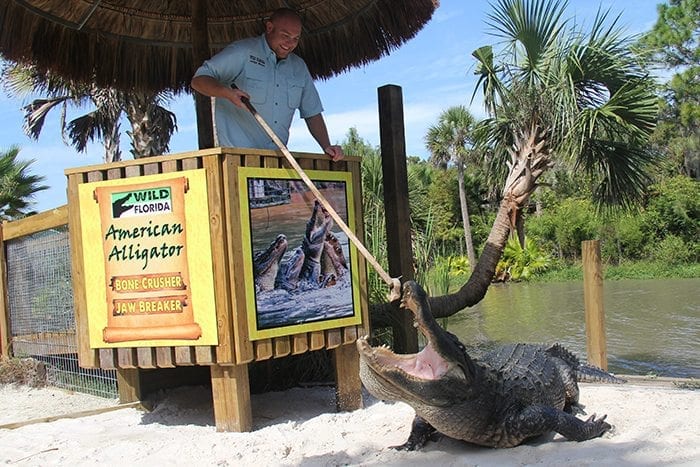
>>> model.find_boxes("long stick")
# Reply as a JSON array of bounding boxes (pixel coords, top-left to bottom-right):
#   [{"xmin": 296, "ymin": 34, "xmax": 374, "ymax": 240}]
[{"xmin": 240, "ymin": 97, "xmax": 401, "ymax": 301}]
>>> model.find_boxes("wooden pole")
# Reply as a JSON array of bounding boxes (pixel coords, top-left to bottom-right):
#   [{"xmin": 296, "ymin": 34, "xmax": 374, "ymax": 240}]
[
  {"xmin": 378, "ymin": 85, "xmax": 418, "ymax": 354},
  {"xmin": 191, "ymin": 0, "xmax": 215, "ymax": 149},
  {"xmin": 0, "ymin": 224, "xmax": 9, "ymax": 357},
  {"xmin": 582, "ymin": 240, "xmax": 607, "ymax": 370}
]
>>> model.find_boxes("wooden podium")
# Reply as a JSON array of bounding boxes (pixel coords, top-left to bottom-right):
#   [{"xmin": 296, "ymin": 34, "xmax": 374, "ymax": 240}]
[{"xmin": 66, "ymin": 147, "xmax": 369, "ymax": 431}]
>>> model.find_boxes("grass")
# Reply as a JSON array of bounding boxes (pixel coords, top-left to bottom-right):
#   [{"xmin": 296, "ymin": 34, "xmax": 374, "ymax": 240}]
[{"xmin": 528, "ymin": 261, "xmax": 700, "ymax": 283}]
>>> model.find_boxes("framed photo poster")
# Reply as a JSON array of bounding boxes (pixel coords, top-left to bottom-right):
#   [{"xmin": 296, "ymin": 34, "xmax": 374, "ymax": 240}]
[{"xmin": 238, "ymin": 167, "xmax": 362, "ymax": 340}]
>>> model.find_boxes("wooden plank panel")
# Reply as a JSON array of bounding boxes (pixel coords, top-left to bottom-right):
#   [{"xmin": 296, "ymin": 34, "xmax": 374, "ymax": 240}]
[
  {"xmin": 343, "ymin": 326, "xmax": 358, "ymax": 345},
  {"xmin": 195, "ymin": 346, "xmax": 215, "ymax": 364},
  {"xmin": 99, "ymin": 348, "xmax": 117, "ymax": 369},
  {"xmin": 203, "ymin": 155, "xmax": 237, "ymax": 364},
  {"xmin": 155, "ymin": 347, "xmax": 176, "ymax": 368},
  {"xmin": 309, "ymin": 332, "xmax": 325, "ymax": 351},
  {"xmin": 174, "ymin": 346, "xmax": 196, "ymax": 365},
  {"xmin": 325, "ymin": 329, "xmax": 342, "ymax": 349},
  {"xmin": 161, "ymin": 158, "xmax": 179, "ymax": 173},
  {"xmin": 136, "ymin": 347, "xmax": 157, "ymax": 368},
  {"xmin": 143, "ymin": 161, "xmax": 160, "ymax": 176},
  {"xmin": 254, "ymin": 340, "xmax": 273, "ymax": 361},
  {"xmin": 117, "ymin": 348, "xmax": 137, "ymax": 368},
  {"xmin": 273, "ymin": 336, "xmax": 291, "ymax": 358},
  {"xmin": 68, "ymin": 172, "xmax": 99, "ymax": 368},
  {"xmin": 106, "ymin": 167, "xmax": 123, "ymax": 181},
  {"xmin": 124, "ymin": 165, "xmax": 141, "ymax": 178},
  {"xmin": 291, "ymin": 334, "xmax": 308, "ymax": 355},
  {"xmin": 225, "ymin": 155, "xmax": 254, "ymax": 363},
  {"xmin": 349, "ymin": 158, "xmax": 372, "ymax": 337},
  {"xmin": 1, "ymin": 205, "xmax": 69, "ymax": 240}
]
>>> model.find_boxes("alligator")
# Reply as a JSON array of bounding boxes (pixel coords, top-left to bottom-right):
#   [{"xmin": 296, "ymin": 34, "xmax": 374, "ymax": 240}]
[
  {"xmin": 321, "ymin": 231, "xmax": 348, "ymax": 280},
  {"xmin": 299, "ymin": 200, "xmax": 334, "ymax": 285},
  {"xmin": 252, "ymin": 234, "xmax": 288, "ymax": 292},
  {"xmin": 275, "ymin": 246, "xmax": 305, "ymax": 291},
  {"xmin": 357, "ymin": 280, "xmax": 624, "ymax": 451}
]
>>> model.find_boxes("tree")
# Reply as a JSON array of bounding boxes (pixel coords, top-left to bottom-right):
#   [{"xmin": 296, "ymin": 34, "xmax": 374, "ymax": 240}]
[
  {"xmin": 375, "ymin": 0, "xmax": 659, "ymax": 320},
  {"xmin": 425, "ymin": 106, "xmax": 479, "ymax": 270},
  {"xmin": 0, "ymin": 146, "xmax": 48, "ymax": 220},
  {"xmin": 638, "ymin": 0, "xmax": 700, "ymax": 178},
  {"xmin": 1, "ymin": 61, "xmax": 177, "ymax": 162}
]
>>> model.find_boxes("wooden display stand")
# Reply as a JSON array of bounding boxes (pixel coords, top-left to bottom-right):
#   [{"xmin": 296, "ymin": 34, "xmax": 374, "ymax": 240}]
[{"xmin": 66, "ymin": 147, "xmax": 369, "ymax": 431}]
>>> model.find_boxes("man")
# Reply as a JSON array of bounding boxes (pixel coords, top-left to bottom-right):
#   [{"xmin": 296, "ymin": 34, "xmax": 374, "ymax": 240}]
[{"xmin": 191, "ymin": 8, "xmax": 344, "ymax": 161}]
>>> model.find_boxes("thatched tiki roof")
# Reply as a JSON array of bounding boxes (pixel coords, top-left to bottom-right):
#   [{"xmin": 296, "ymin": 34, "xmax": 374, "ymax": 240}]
[{"xmin": 0, "ymin": 0, "xmax": 439, "ymax": 93}]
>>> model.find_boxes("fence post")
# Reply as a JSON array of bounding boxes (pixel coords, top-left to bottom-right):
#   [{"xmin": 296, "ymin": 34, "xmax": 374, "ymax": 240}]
[
  {"xmin": 0, "ymin": 223, "xmax": 9, "ymax": 358},
  {"xmin": 582, "ymin": 240, "xmax": 607, "ymax": 370},
  {"xmin": 378, "ymin": 84, "xmax": 418, "ymax": 354}
]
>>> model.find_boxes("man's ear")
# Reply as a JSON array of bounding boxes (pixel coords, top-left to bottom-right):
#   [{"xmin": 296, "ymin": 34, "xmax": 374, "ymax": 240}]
[{"xmin": 265, "ymin": 20, "xmax": 274, "ymax": 34}]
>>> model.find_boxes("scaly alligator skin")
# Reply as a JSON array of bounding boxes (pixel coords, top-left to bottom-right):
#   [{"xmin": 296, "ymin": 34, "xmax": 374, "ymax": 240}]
[
  {"xmin": 252, "ymin": 234, "xmax": 287, "ymax": 292},
  {"xmin": 357, "ymin": 280, "xmax": 625, "ymax": 450}
]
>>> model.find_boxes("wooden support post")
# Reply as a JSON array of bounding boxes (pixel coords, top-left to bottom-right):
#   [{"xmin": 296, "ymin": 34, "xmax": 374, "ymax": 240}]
[
  {"xmin": 582, "ymin": 240, "xmax": 607, "ymax": 370},
  {"xmin": 191, "ymin": 0, "xmax": 215, "ymax": 149},
  {"xmin": 210, "ymin": 363, "xmax": 252, "ymax": 432},
  {"xmin": 333, "ymin": 343, "xmax": 363, "ymax": 411},
  {"xmin": 0, "ymin": 224, "xmax": 10, "ymax": 358},
  {"xmin": 378, "ymin": 84, "xmax": 418, "ymax": 354},
  {"xmin": 117, "ymin": 368, "xmax": 141, "ymax": 404}
]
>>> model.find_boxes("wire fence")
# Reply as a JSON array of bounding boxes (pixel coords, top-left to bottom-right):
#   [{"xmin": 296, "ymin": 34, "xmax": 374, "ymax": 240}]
[{"xmin": 5, "ymin": 226, "xmax": 117, "ymax": 398}]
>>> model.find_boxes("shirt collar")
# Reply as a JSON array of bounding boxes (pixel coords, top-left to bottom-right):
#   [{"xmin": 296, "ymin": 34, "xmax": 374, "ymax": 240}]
[{"xmin": 259, "ymin": 33, "xmax": 277, "ymax": 63}]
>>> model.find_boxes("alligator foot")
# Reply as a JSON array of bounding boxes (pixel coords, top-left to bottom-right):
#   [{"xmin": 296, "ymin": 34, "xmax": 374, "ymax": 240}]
[
  {"xmin": 506, "ymin": 405, "xmax": 611, "ymax": 446},
  {"xmin": 391, "ymin": 415, "xmax": 441, "ymax": 451}
]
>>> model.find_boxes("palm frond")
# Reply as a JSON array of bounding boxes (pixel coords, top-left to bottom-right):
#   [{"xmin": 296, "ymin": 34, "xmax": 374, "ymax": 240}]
[{"xmin": 22, "ymin": 97, "xmax": 70, "ymax": 140}]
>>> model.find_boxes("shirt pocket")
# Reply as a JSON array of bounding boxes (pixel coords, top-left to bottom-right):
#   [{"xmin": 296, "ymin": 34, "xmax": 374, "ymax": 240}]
[
  {"xmin": 245, "ymin": 76, "xmax": 267, "ymax": 104},
  {"xmin": 287, "ymin": 81, "xmax": 303, "ymax": 109}
]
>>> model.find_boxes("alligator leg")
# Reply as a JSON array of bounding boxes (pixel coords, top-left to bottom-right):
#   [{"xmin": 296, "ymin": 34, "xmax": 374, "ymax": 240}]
[
  {"xmin": 506, "ymin": 404, "xmax": 611, "ymax": 445},
  {"xmin": 391, "ymin": 415, "xmax": 441, "ymax": 451}
]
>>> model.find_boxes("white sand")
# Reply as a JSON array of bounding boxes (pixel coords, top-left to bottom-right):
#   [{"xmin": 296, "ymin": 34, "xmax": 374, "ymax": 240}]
[{"xmin": 1, "ymin": 381, "xmax": 698, "ymax": 466}]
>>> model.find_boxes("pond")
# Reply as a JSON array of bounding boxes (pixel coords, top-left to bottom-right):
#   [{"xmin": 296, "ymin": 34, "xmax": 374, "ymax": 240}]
[{"xmin": 446, "ymin": 278, "xmax": 699, "ymax": 378}]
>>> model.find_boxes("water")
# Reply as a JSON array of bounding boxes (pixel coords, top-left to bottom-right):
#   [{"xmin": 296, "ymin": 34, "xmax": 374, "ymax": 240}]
[{"xmin": 446, "ymin": 278, "xmax": 700, "ymax": 378}]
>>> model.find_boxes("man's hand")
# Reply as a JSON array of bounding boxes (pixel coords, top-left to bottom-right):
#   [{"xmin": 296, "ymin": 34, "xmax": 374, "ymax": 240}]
[
  {"xmin": 325, "ymin": 145, "xmax": 344, "ymax": 161},
  {"xmin": 228, "ymin": 88, "xmax": 251, "ymax": 109},
  {"xmin": 191, "ymin": 75, "xmax": 250, "ymax": 110}
]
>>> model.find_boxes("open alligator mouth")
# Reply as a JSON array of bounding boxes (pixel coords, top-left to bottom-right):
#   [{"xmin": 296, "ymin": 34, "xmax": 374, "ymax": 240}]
[{"xmin": 357, "ymin": 281, "xmax": 454, "ymax": 381}]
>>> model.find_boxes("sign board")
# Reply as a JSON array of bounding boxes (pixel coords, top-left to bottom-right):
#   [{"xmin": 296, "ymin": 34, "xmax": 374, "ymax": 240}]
[{"xmin": 78, "ymin": 170, "xmax": 218, "ymax": 348}]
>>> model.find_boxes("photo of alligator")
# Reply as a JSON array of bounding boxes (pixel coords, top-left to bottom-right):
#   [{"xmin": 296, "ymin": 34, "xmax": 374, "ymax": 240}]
[{"xmin": 245, "ymin": 177, "xmax": 357, "ymax": 333}]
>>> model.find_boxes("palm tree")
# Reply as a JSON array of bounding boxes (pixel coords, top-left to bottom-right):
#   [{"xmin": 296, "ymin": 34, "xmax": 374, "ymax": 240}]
[
  {"xmin": 372, "ymin": 0, "xmax": 658, "ymax": 321},
  {"xmin": 425, "ymin": 106, "xmax": 479, "ymax": 270},
  {"xmin": 2, "ymin": 62, "xmax": 177, "ymax": 162},
  {"xmin": 0, "ymin": 146, "xmax": 48, "ymax": 220}
]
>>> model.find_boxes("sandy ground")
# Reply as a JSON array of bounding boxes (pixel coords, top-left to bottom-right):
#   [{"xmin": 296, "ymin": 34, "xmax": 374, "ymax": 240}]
[{"xmin": 1, "ymin": 381, "xmax": 698, "ymax": 466}]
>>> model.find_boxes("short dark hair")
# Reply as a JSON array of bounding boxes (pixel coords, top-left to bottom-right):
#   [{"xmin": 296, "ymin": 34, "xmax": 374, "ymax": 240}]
[{"xmin": 269, "ymin": 8, "xmax": 302, "ymax": 24}]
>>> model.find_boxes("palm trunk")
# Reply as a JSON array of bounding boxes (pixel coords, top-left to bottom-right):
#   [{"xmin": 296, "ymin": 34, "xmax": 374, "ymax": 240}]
[
  {"xmin": 370, "ymin": 124, "xmax": 552, "ymax": 325},
  {"xmin": 457, "ymin": 162, "xmax": 476, "ymax": 271}
]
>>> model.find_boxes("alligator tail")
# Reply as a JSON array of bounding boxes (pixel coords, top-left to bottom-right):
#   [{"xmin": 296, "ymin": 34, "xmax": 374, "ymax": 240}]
[{"xmin": 576, "ymin": 364, "xmax": 627, "ymax": 384}]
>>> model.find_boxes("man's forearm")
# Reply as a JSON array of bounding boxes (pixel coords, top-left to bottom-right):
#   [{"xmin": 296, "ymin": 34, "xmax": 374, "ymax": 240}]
[{"xmin": 305, "ymin": 114, "xmax": 332, "ymax": 150}]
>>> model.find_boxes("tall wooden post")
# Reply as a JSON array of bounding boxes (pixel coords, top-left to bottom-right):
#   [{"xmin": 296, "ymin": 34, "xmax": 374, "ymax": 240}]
[
  {"xmin": 0, "ymin": 224, "xmax": 9, "ymax": 357},
  {"xmin": 582, "ymin": 240, "xmax": 607, "ymax": 370},
  {"xmin": 378, "ymin": 85, "xmax": 418, "ymax": 354},
  {"xmin": 191, "ymin": 0, "xmax": 215, "ymax": 149}
]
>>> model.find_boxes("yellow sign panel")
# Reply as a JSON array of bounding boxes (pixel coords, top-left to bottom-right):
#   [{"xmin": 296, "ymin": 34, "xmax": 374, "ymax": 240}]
[{"xmin": 78, "ymin": 169, "xmax": 218, "ymax": 348}]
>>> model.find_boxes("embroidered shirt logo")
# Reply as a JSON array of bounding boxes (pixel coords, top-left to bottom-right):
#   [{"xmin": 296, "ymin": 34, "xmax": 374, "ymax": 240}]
[{"xmin": 249, "ymin": 55, "xmax": 266, "ymax": 67}]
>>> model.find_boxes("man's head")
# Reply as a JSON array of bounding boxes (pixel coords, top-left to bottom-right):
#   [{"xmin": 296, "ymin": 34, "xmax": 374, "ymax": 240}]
[{"xmin": 265, "ymin": 8, "xmax": 302, "ymax": 60}]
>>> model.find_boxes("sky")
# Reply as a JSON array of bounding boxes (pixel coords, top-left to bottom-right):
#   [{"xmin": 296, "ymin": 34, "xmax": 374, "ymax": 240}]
[{"xmin": 0, "ymin": 0, "xmax": 662, "ymax": 213}]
